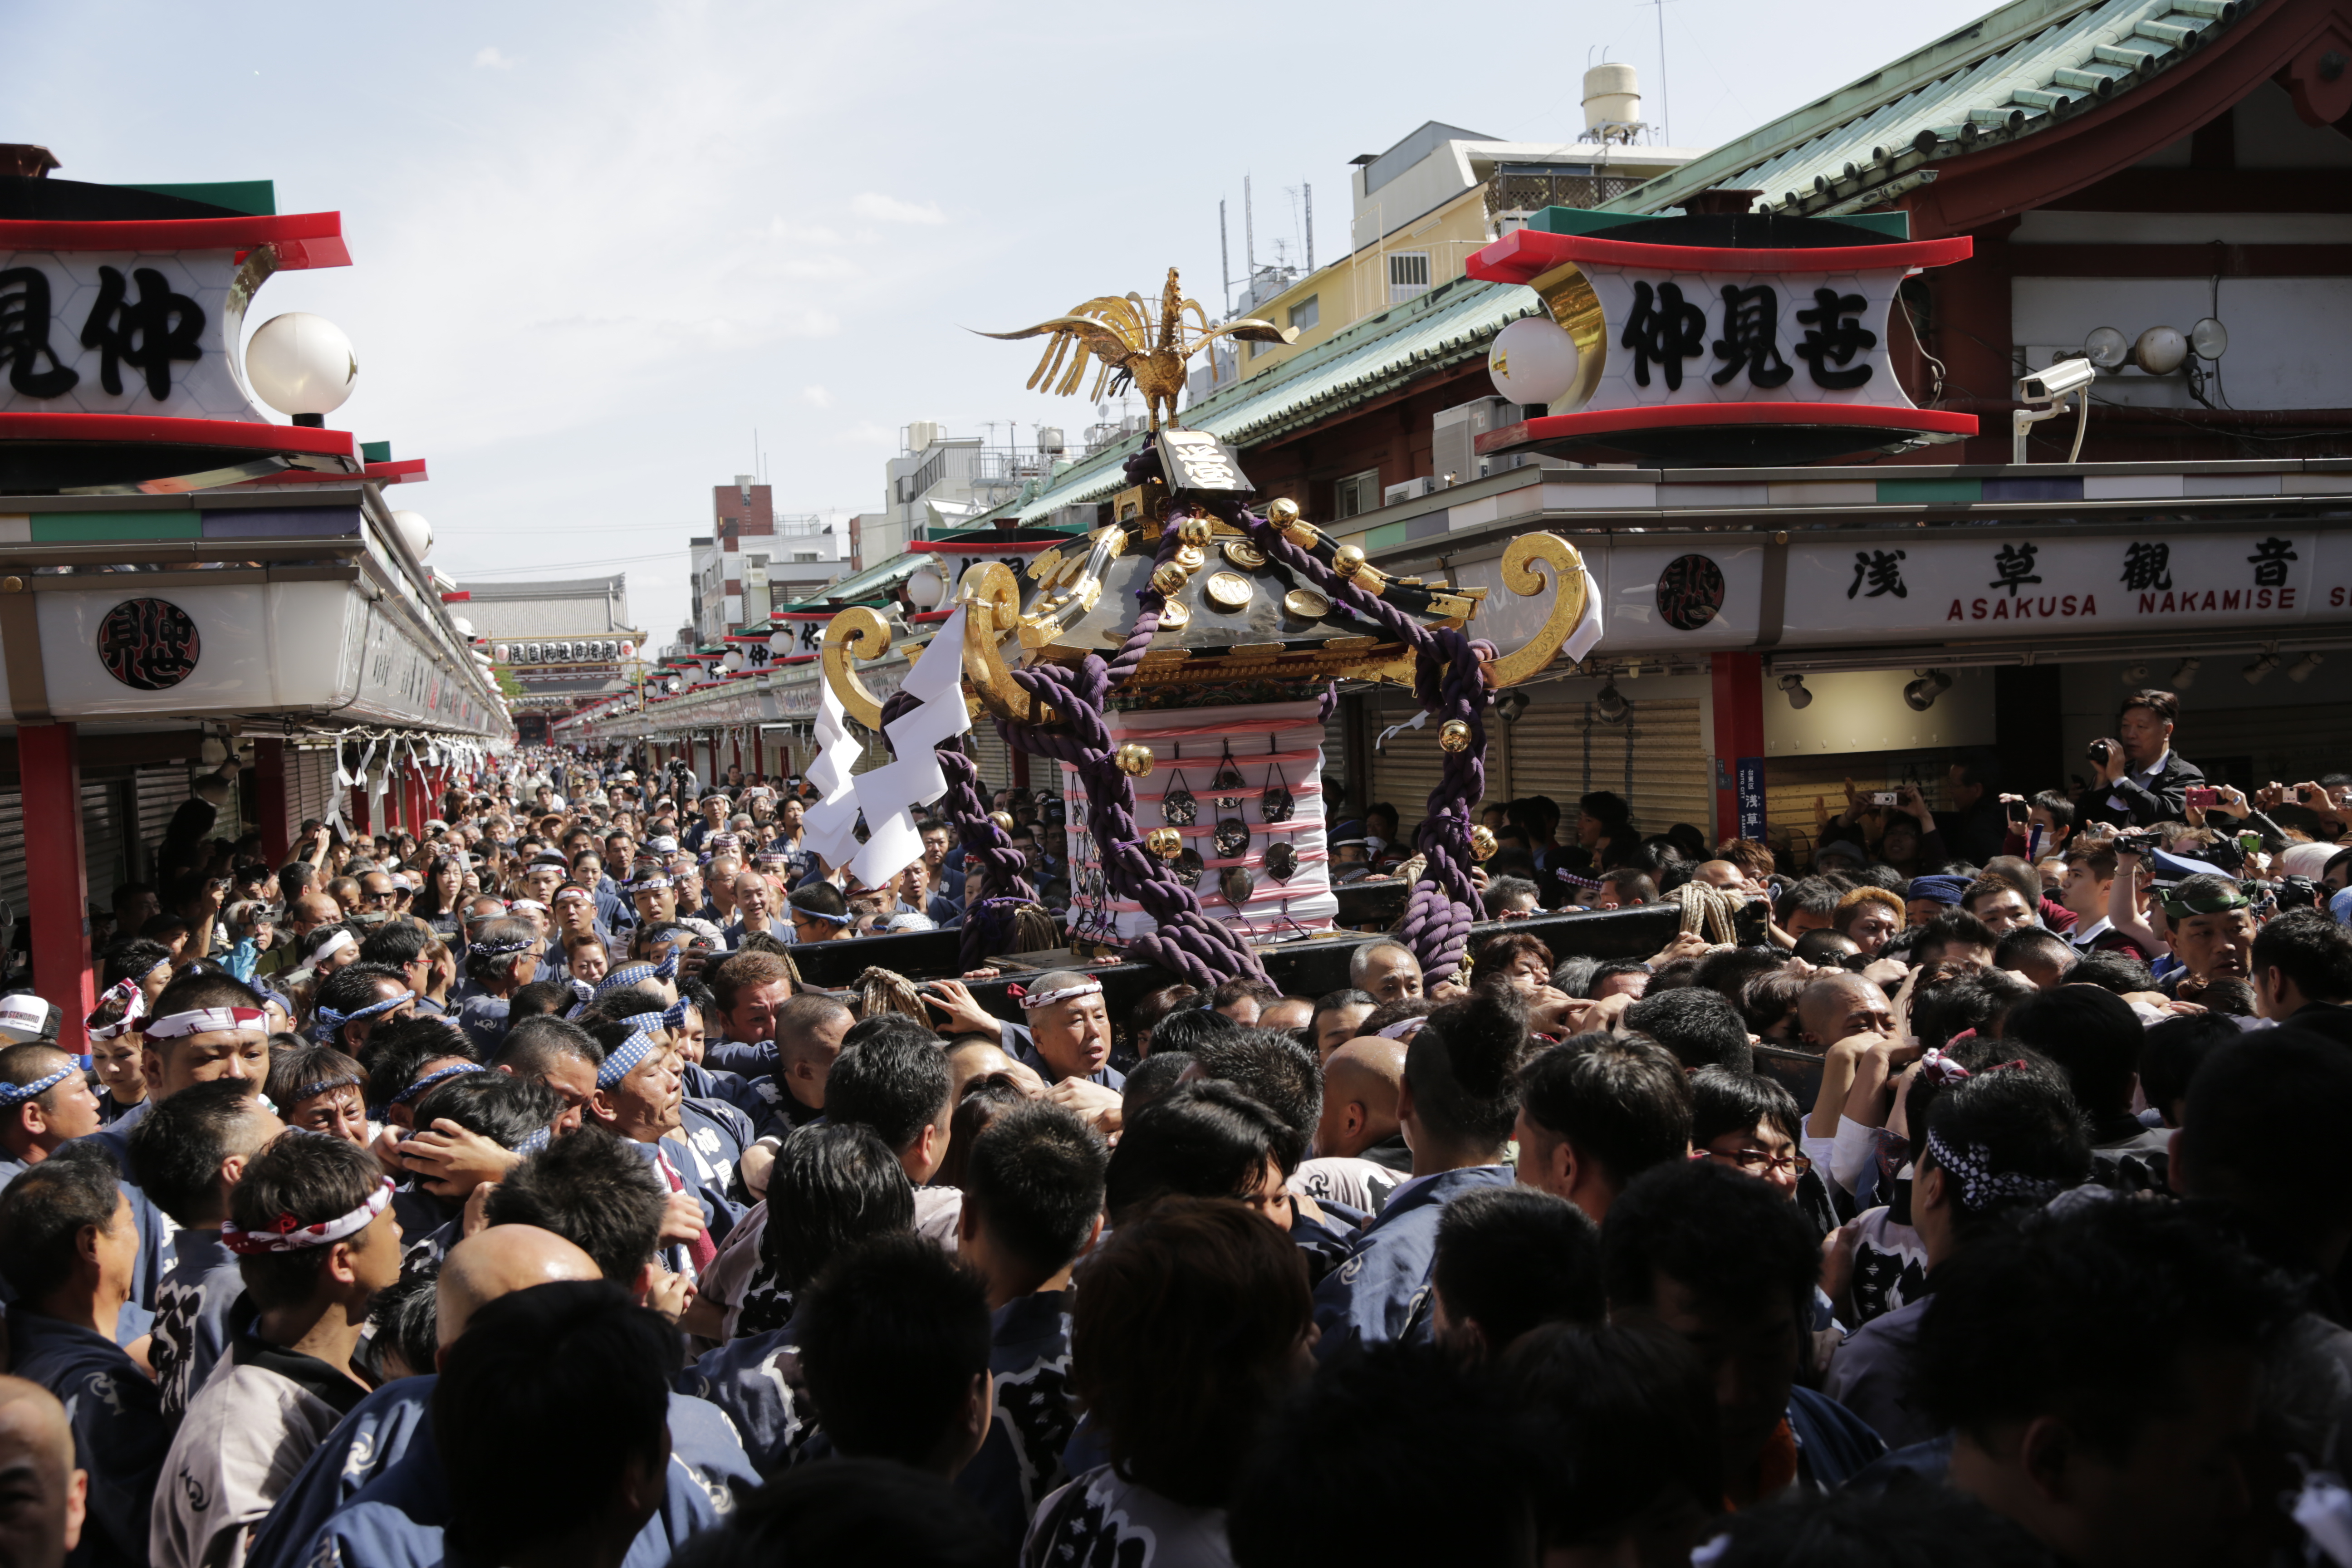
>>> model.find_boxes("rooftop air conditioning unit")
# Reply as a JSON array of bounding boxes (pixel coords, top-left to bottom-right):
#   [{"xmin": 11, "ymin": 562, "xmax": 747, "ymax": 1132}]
[
  {"xmin": 1433, "ymin": 397, "xmax": 1528, "ymax": 487},
  {"xmin": 1383, "ymin": 476, "xmax": 1440, "ymax": 507}
]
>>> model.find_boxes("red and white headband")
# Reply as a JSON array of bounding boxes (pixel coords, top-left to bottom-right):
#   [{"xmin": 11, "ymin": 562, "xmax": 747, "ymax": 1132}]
[
  {"xmin": 221, "ymin": 1177, "xmax": 394, "ymax": 1255},
  {"xmin": 86, "ymin": 980, "xmax": 147, "ymax": 1041},
  {"xmin": 1008, "ymin": 979, "xmax": 1102, "ymax": 1011},
  {"xmin": 144, "ymin": 1006, "xmax": 270, "ymax": 1040}
]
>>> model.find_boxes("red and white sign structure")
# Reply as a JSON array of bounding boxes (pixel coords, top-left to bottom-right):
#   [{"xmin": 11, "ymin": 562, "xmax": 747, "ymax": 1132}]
[
  {"xmin": 0, "ymin": 211, "xmax": 358, "ymax": 485},
  {"xmin": 1466, "ymin": 227, "xmax": 1977, "ymax": 463}
]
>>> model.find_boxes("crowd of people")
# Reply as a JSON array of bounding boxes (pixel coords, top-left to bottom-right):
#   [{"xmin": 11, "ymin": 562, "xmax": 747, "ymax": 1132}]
[{"xmin": 0, "ymin": 682, "xmax": 2343, "ymax": 1568}]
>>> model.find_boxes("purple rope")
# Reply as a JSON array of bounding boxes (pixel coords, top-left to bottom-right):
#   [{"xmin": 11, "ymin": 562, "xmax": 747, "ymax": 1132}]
[
  {"xmin": 879, "ymin": 688, "xmax": 1034, "ymax": 970},
  {"xmin": 1194, "ymin": 495, "xmax": 1491, "ymax": 981}
]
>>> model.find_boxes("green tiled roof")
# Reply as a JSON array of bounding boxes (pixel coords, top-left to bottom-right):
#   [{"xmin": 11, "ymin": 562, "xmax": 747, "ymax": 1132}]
[
  {"xmin": 976, "ymin": 274, "xmax": 1542, "ymax": 525},
  {"xmin": 1602, "ymin": 0, "xmax": 2253, "ymax": 219}
]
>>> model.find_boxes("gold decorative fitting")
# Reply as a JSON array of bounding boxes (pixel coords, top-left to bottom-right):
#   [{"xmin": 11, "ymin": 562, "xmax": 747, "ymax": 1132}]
[
  {"xmin": 819, "ymin": 606, "xmax": 893, "ymax": 730},
  {"xmin": 1483, "ymin": 533, "xmax": 1591, "ymax": 691},
  {"xmin": 1175, "ymin": 516, "xmax": 1214, "ymax": 547},
  {"xmin": 1150, "ymin": 561, "xmax": 1190, "ymax": 596},
  {"xmin": 1116, "ymin": 743, "xmax": 1156, "ymax": 777},
  {"xmin": 990, "ymin": 810, "xmax": 1016, "ymax": 831},
  {"xmin": 1325, "ymin": 635, "xmax": 1378, "ymax": 652},
  {"xmin": 1264, "ymin": 497, "xmax": 1300, "ymax": 526},
  {"xmin": 1283, "ymin": 588, "xmax": 1332, "ymax": 619},
  {"xmin": 1203, "ymin": 571, "xmax": 1253, "ymax": 612},
  {"xmin": 1145, "ymin": 827, "xmax": 1184, "ymax": 859},
  {"xmin": 1174, "ymin": 544, "xmax": 1206, "ymax": 571},
  {"xmin": 1353, "ymin": 565, "xmax": 1391, "ymax": 594},
  {"xmin": 1439, "ymin": 719, "xmax": 1474, "ymax": 753},
  {"xmin": 1222, "ymin": 540, "xmax": 1267, "ymax": 569},
  {"xmin": 1282, "ymin": 521, "xmax": 1320, "ymax": 550},
  {"xmin": 1332, "ymin": 545, "xmax": 1367, "ymax": 578},
  {"xmin": 1026, "ymin": 549, "xmax": 1065, "ymax": 583},
  {"xmin": 1470, "ymin": 825, "xmax": 1499, "ymax": 861},
  {"xmin": 975, "ymin": 267, "xmax": 1298, "ymax": 432},
  {"xmin": 1156, "ymin": 599, "xmax": 1191, "ymax": 629},
  {"xmin": 1228, "ymin": 642, "xmax": 1285, "ymax": 659}
]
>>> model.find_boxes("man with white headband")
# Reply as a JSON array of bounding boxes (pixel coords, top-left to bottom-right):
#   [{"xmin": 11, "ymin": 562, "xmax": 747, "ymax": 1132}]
[
  {"xmin": 0, "ymin": 1041, "xmax": 103, "ymax": 1191},
  {"xmin": 1004, "ymin": 972, "xmax": 1122, "ymax": 1090},
  {"xmin": 69, "ymin": 970, "xmax": 279, "ymax": 1348},
  {"xmin": 0, "ymin": 1144, "xmax": 170, "ymax": 1567},
  {"xmin": 151, "ymin": 1132, "xmax": 400, "ymax": 1568}
]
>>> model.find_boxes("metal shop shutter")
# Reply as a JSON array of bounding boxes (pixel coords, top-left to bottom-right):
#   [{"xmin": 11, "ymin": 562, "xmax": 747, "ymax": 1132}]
[
  {"xmin": 1507, "ymin": 695, "xmax": 1711, "ymax": 842},
  {"xmin": 1366, "ymin": 688, "xmax": 1453, "ymax": 838},
  {"xmin": 136, "ymin": 763, "xmax": 197, "ymax": 868},
  {"xmin": 289, "ymin": 747, "xmax": 341, "ymax": 841},
  {"xmin": 0, "ymin": 789, "xmax": 23, "ymax": 913},
  {"xmin": 82, "ymin": 780, "xmax": 126, "ymax": 901},
  {"xmin": 965, "ymin": 722, "xmax": 1012, "ymax": 798}
]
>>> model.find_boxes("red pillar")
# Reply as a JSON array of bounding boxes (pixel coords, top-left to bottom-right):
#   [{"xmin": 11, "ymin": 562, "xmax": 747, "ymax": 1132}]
[
  {"xmin": 20, "ymin": 724, "xmax": 93, "ymax": 1053},
  {"xmin": 1711, "ymin": 652, "xmax": 1767, "ymax": 848},
  {"xmin": 254, "ymin": 739, "xmax": 290, "ymax": 866}
]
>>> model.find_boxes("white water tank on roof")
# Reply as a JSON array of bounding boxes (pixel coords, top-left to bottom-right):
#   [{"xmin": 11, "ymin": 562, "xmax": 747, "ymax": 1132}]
[{"xmin": 1583, "ymin": 63, "xmax": 1641, "ymax": 132}]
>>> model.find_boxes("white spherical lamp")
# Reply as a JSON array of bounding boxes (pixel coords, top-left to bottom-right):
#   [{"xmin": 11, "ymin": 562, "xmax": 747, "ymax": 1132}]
[
  {"xmin": 769, "ymin": 630, "xmax": 792, "ymax": 657},
  {"xmin": 2132, "ymin": 325, "xmax": 2188, "ymax": 376},
  {"xmin": 905, "ymin": 566, "xmax": 946, "ymax": 609},
  {"xmin": 723, "ymin": 650, "xmax": 745, "ymax": 672},
  {"xmin": 245, "ymin": 313, "xmax": 359, "ymax": 424},
  {"xmin": 1488, "ymin": 316, "xmax": 1583, "ymax": 408},
  {"xmin": 390, "ymin": 510, "xmax": 433, "ymax": 559}
]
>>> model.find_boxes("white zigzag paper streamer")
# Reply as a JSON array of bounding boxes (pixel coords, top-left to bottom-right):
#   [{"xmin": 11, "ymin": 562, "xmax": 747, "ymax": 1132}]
[
  {"xmin": 850, "ymin": 604, "xmax": 971, "ymax": 888},
  {"xmin": 800, "ymin": 662, "xmax": 866, "ymax": 872}
]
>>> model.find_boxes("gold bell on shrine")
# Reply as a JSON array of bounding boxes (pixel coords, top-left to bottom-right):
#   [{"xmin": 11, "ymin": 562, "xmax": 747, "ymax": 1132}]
[
  {"xmin": 1116, "ymin": 743, "xmax": 1156, "ymax": 777},
  {"xmin": 1145, "ymin": 827, "xmax": 1184, "ymax": 859},
  {"xmin": 1439, "ymin": 719, "xmax": 1474, "ymax": 753},
  {"xmin": 1470, "ymin": 825, "xmax": 1499, "ymax": 861}
]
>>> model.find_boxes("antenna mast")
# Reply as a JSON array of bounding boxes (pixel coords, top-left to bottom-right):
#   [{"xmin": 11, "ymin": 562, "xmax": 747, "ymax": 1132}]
[
  {"xmin": 1304, "ymin": 183, "xmax": 1313, "ymax": 272},
  {"xmin": 1219, "ymin": 199, "xmax": 1232, "ymax": 317},
  {"xmin": 1245, "ymin": 174, "xmax": 1257, "ymax": 281}
]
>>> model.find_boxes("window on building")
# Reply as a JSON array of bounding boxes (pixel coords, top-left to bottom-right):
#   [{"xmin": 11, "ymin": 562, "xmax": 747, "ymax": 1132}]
[
  {"xmin": 1387, "ymin": 252, "xmax": 1431, "ymax": 304},
  {"xmin": 1289, "ymin": 295, "xmax": 1319, "ymax": 332},
  {"xmin": 1336, "ymin": 469, "xmax": 1382, "ymax": 519},
  {"xmin": 793, "ymin": 551, "xmax": 818, "ymax": 563}
]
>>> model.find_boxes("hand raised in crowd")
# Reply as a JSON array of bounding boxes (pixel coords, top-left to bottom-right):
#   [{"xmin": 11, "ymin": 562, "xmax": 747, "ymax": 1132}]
[
  {"xmin": 1646, "ymin": 930, "xmax": 1713, "ymax": 970},
  {"xmin": 1042, "ymin": 1075, "xmax": 1123, "ymax": 1139},
  {"xmin": 920, "ymin": 978, "xmax": 1002, "ymax": 1038},
  {"xmin": 2090, "ymin": 738, "xmax": 2129, "ymax": 787},
  {"xmin": 399, "ymin": 1120, "xmax": 524, "ymax": 1190}
]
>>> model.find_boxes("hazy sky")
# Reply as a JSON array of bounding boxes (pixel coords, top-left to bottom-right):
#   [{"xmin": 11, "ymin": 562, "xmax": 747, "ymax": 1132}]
[{"xmin": 11, "ymin": 0, "xmax": 1982, "ymax": 638}]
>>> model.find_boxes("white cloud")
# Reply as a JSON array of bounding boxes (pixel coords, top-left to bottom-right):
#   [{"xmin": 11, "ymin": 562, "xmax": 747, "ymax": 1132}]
[
  {"xmin": 474, "ymin": 45, "xmax": 513, "ymax": 69},
  {"xmin": 850, "ymin": 192, "xmax": 948, "ymax": 225},
  {"xmin": 803, "ymin": 386, "xmax": 834, "ymax": 408}
]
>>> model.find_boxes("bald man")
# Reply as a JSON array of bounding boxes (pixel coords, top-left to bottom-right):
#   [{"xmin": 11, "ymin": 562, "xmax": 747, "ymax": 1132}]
[
  {"xmin": 255, "ymin": 1224, "xmax": 759, "ymax": 1568},
  {"xmin": 1289, "ymin": 1037, "xmax": 1411, "ymax": 1216},
  {"xmin": 1693, "ymin": 859, "xmax": 1753, "ymax": 894},
  {"xmin": 0, "ymin": 1378, "xmax": 84, "ymax": 1568},
  {"xmin": 435, "ymin": 1225, "xmax": 601, "ymax": 1353}
]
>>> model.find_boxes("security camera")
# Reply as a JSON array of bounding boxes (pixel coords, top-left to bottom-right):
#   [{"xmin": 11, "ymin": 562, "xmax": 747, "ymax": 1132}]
[{"xmin": 2020, "ymin": 356, "xmax": 2097, "ymax": 401}]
